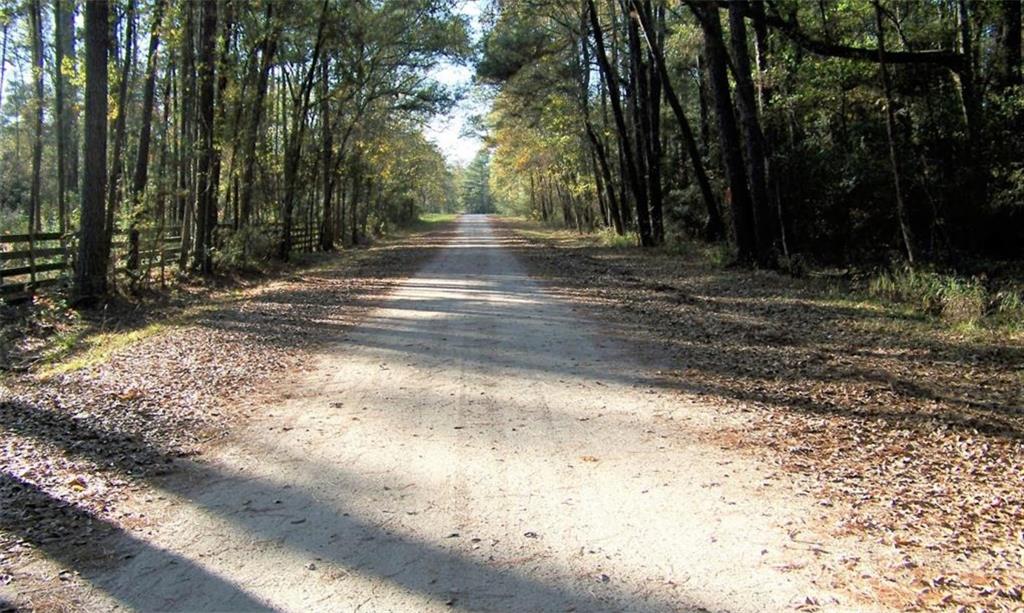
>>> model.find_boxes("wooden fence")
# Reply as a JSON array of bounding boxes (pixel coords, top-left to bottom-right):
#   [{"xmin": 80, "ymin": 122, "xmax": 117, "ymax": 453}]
[
  {"xmin": 0, "ymin": 232, "xmax": 68, "ymax": 299},
  {"xmin": 0, "ymin": 223, "xmax": 320, "ymax": 301}
]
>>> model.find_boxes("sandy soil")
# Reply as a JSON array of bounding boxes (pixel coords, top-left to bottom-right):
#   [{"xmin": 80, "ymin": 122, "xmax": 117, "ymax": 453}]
[{"xmin": 24, "ymin": 216, "xmax": 882, "ymax": 612}]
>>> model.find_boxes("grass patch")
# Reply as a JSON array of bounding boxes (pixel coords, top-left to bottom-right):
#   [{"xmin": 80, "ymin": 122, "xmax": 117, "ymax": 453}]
[
  {"xmin": 593, "ymin": 228, "xmax": 637, "ymax": 249},
  {"xmin": 40, "ymin": 321, "xmax": 172, "ymax": 378},
  {"xmin": 418, "ymin": 212, "xmax": 459, "ymax": 225},
  {"xmin": 34, "ymin": 297, "xmax": 245, "ymax": 378},
  {"xmin": 858, "ymin": 266, "xmax": 1024, "ymax": 337}
]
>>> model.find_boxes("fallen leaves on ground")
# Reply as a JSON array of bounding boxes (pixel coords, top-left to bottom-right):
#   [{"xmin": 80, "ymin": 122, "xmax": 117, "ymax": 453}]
[
  {"xmin": 503, "ymin": 219, "xmax": 1023, "ymax": 613},
  {"xmin": 0, "ymin": 228, "xmax": 455, "ymax": 596}
]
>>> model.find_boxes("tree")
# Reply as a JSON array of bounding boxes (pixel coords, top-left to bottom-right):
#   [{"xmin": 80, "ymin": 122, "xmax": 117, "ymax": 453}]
[
  {"xmin": 691, "ymin": 2, "xmax": 757, "ymax": 263},
  {"xmin": 237, "ymin": 1, "xmax": 280, "ymax": 228},
  {"xmin": 460, "ymin": 151, "xmax": 493, "ymax": 214},
  {"xmin": 127, "ymin": 0, "xmax": 167, "ymax": 272},
  {"xmin": 104, "ymin": 0, "xmax": 137, "ymax": 255},
  {"xmin": 588, "ymin": 0, "xmax": 652, "ymax": 246},
  {"xmin": 192, "ymin": 0, "xmax": 216, "ymax": 273},
  {"xmin": 76, "ymin": 0, "xmax": 109, "ymax": 300},
  {"xmin": 727, "ymin": 0, "xmax": 774, "ymax": 265},
  {"xmin": 27, "ymin": 0, "xmax": 44, "ymax": 233}
]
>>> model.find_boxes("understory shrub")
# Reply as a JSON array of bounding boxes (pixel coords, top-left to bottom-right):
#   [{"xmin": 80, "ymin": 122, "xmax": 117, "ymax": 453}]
[{"xmin": 867, "ymin": 266, "xmax": 1022, "ymax": 328}]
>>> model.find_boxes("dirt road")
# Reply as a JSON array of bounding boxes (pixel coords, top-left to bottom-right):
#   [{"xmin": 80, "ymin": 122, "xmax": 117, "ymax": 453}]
[{"xmin": 80, "ymin": 215, "xmax": 865, "ymax": 612}]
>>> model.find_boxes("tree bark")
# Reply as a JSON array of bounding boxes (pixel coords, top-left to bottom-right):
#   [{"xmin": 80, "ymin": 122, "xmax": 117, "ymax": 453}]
[
  {"xmin": 192, "ymin": 0, "xmax": 217, "ymax": 274},
  {"xmin": 28, "ymin": 0, "xmax": 44, "ymax": 233},
  {"xmin": 693, "ymin": 2, "xmax": 757, "ymax": 263},
  {"xmin": 128, "ymin": 0, "xmax": 167, "ymax": 272},
  {"xmin": 588, "ymin": 0, "xmax": 651, "ymax": 246},
  {"xmin": 77, "ymin": 0, "xmax": 110, "ymax": 300},
  {"xmin": 728, "ymin": 0, "xmax": 774, "ymax": 265},
  {"xmin": 239, "ymin": 2, "xmax": 280, "ymax": 227}
]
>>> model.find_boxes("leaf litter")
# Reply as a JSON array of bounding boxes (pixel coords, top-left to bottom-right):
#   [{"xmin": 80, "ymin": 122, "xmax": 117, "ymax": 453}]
[
  {"xmin": 0, "ymin": 227, "xmax": 454, "ymax": 606},
  {"xmin": 503, "ymin": 219, "xmax": 1023, "ymax": 612}
]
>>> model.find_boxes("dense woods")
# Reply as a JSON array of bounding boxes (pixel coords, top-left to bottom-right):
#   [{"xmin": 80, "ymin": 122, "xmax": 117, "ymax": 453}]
[
  {"xmin": 0, "ymin": 0, "xmax": 470, "ymax": 300},
  {"xmin": 479, "ymin": 0, "xmax": 1023, "ymax": 270},
  {"xmin": 2, "ymin": 0, "xmax": 1020, "ymax": 302}
]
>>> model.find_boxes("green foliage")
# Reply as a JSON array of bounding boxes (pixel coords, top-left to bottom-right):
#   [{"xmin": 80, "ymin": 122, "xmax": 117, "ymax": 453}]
[
  {"xmin": 594, "ymin": 227, "xmax": 635, "ymax": 249},
  {"xmin": 458, "ymin": 150, "xmax": 493, "ymax": 213},
  {"xmin": 213, "ymin": 226, "xmax": 278, "ymax": 272},
  {"xmin": 419, "ymin": 212, "xmax": 457, "ymax": 224},
  {"xmin": 868, "ymin": 267, "xmax": 996, "ymax": 326}
]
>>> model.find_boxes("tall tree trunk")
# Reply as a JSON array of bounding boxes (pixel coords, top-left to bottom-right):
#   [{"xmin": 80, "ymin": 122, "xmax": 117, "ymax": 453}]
[
  {"xmin": 956, "ymin": 0, "xmax": 985, "ymax": 211},
  {"xmin": 875, "ymin": 1, "xmax": 915, "ymax": 263},
  {"xmin": 192, "ymin": 0, "xmax": 217, "ymax": 274},
  {"xmin": 644, "ymin": 0, "xmax": 665, "ymax": 244},
  {"xmin": 696, "ymin": 53, "xmax": 710, "ymax": 156},
  {"xmin": 631, "ymin": 0, "xmax": 723, "ymax": 240},
  {"xmin": 578, "ymin": 6, "xmax": 625, "ymax": 235},
  {"xmin": 585, "ymin": 120, "xmax": 625, "ymax": 235},
  {"xmin": 319, "ymin": 58, "xmax": 335, "ymax": 251},
  {"xmin": 177, "ymin": 0, "xmax": 196, "ymax": 269},
  {"xmin": 77, "ymin": 0, "xmax": 110, "ymax": 301},
  {"xmin": 728, "ymin": 0, "xmax": 774, "ymax": 265},
  {"xmin": 279, "ymin": 0, "xmax": 329, "ymax": 261},
  {"xmin": 694, "ymin": 2, "xmax": 757, "ymax": 263},
  {"xmin": 208, "ymin": 0, "xmax": 234, "ymax": 234},
  {"xmin": 588, "ymin": 0, "xmax": 651, "ymax": 246},
  {"xmin": 105, "ymin": 0, "xmax": 137, "ymax": 257},
  {"xmin": 28, "ymin": 0, "xmax": 44, "ymax": 233},
  {"xmin": 350, "ymin": 166, "xmax": 361, "ymax": 245},
  {"xmin": 239, "ymin": 3, "xmax": 279, "ymax": 227},
  {"xmin": 749, "ymin": 0, "xmax": 789, "ymax": 258},
  {"xmin": 61, "ymin": 0, "xmax": 79, "ymax": 191},
  {"xmin": 625, "ymin": 2, "xmax": 655, "ymax": 245},
  {"xmin": 0, "ymin": 19, "xmax": 8, "ymax": 121},
  {"xmin": 153, "ymin": 65, "xmax": 173, "ymax": 286},
  {"xmin": 127, "ymin": 0, "xmax": 167, "ymax": 272},
  {"xmin": 54, "ymin": 0, "xmax": 70, "ymax": 237}
]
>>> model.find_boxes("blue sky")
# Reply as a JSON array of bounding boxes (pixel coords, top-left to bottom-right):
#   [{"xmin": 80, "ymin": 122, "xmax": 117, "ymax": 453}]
[{"xmin": 423, "ymin": 0, "xmax": 487, "ymax": 168}]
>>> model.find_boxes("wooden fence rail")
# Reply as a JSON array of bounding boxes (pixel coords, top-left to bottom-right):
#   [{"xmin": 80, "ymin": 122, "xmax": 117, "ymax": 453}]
[{"xmin": 0, "ymin": 223, "xmax": 320, "ymax": 301}]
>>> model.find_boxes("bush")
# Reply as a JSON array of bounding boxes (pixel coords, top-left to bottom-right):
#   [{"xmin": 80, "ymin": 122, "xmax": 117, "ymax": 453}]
[
  {"xmin": 868, "ymin": 266, "xmax": 989, "ymax": 325},
  {"xmin": 214, "ymin": 226, "xmax": 277, "ymax": 271},
  {"xmin": 595, "ymin": 228, "xmax": 635, "ymax": 249}
]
